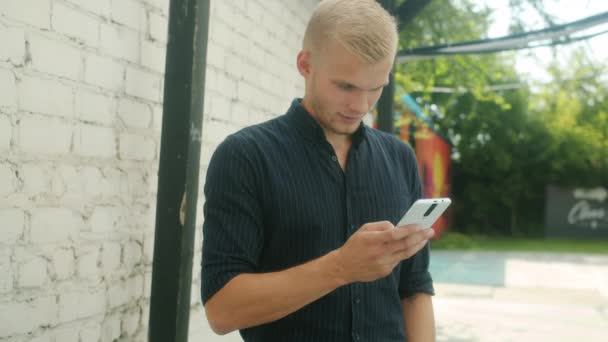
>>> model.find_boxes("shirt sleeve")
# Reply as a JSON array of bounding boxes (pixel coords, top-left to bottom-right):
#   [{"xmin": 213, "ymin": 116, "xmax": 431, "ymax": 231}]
[
  {"xmin": 398, "ymin": 143, "xmax": 435, "ymax": 298},
  {"xmin": 201, "ymin": 133, "xmax": 265, "ymax": 305}
]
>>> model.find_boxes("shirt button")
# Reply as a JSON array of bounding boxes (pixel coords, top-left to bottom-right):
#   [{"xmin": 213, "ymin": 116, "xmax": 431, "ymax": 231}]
[
  {"xmin": 331, "ymin": 155, "xmax": 337, "ymax": 162},
  {"xmin": 355, "ymin": 297, "xmax": 361, "ymax": 304},
  {"xmin": 354, "ymin": 333, "xmax": 360, "ymax": 340}
]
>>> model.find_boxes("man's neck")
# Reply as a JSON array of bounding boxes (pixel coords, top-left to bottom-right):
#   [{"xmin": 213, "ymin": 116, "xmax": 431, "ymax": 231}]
[{"xmin": 326, "ymin": 133, "xmax": 352, "ymax": 171}]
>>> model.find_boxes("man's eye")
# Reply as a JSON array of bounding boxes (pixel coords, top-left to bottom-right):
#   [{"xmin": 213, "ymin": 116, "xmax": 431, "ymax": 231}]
[{"xmin": 338, "ymin": 84, "xmax": 354, "ymax": 91}]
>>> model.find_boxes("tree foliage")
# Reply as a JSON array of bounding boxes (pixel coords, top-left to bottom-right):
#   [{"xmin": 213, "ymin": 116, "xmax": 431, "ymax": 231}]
[{"xmin": 393, "ymin": 0, "xmax": 608, "ymax": 236}]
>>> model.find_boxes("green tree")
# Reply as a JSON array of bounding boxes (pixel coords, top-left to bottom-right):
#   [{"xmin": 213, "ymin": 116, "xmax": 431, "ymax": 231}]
[{"xmin": 392, "ymin": 0, "xmax": 608, "ymax": 236}]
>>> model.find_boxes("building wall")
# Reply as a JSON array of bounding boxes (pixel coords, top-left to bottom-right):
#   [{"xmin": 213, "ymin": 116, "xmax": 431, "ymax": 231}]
[{"xmin": 0, "ymin": 0, "xmax": 318, "ymax": 341}]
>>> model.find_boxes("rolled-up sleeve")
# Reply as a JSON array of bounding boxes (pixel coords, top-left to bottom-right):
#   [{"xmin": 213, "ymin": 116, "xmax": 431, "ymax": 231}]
[
  {"xmin": 398, "ymin": 144, "xmax": 435, "ymax": 298},
  {"xmin": 398, "ymin": 242, "xmax": 435, "ymax": 298},
  {"xmin": 201, "ymin": 134, "xmax": 264, "ymax": 305}
]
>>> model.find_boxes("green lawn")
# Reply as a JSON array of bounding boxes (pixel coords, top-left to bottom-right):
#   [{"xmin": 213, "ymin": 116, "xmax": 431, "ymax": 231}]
[{"xmin": 432, "ymin": 232, "xmax": 608, "ymax": 254}]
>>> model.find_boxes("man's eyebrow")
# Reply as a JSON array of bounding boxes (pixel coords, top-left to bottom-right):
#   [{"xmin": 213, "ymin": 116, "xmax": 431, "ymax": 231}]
[{"xmin": 332, "ymin": 79, "xmax": 389, "ymax": 90}]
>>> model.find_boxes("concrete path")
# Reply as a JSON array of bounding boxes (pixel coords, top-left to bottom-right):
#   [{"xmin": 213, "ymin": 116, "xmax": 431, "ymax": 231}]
[{"xmin": 431, "ymin": 251, "xmax": 608, "ymax": 342}]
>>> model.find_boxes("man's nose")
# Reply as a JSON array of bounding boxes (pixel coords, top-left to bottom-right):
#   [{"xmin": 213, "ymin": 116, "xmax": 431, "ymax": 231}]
[{"xmin": 349, "ymin": 92, "xmax": 369, "ymax": 115}]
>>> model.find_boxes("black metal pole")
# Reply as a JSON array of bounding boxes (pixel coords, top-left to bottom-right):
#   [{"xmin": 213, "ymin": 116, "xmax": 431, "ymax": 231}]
[
  {"xmin": 377, "ymin": 72, "xmax": 395, "ymax": 133},
  {"xmin": 377, "ymin": 0, "xmax": 396, "ymax": 133},
  {"xmin": 148, "ymin": 0, "xmax": 210, "ymax": 341},
  {"xmin": 377, "ymin": 0, "xmax": 432, "ymax": 133}
]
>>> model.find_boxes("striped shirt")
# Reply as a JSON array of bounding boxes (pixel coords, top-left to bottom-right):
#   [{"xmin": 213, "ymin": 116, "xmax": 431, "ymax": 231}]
[{"xmin": 201, "ymin": 99, "xmax": 434, "ymax": 341}]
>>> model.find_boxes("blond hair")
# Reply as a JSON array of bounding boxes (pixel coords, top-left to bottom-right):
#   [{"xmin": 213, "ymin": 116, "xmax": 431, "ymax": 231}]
[{"xmin": 303, "ymin": 0, "xmax": 399, "ymax": 63}]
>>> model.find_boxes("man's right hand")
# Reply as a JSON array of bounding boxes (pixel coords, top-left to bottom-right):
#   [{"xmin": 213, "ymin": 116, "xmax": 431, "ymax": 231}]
[{"xmin": 331, "ymin": 221, "xmax": 434, "ymax": 284}]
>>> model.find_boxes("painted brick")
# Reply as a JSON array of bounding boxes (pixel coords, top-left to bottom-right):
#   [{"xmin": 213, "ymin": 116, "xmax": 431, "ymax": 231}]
[
  {"xmin": 0, "ymin": 208, "xmax": 24, "ymax": 244},
  {"xmin": 52, "ymin": 2, "xmax": 100, "ymax": 47},
  {"xmin": 0, "ymin": 68, "xmax": 17, "ymax": 108},
  {"xmin": 0, "ymin": 115, "xmax": 11, "ymax": 150},
  {"xmin": 101, "ymin": 242, "xmax": 121, "ymax": 275},
  {"xmin": 75, "ymin": 90, "xmax": 116, "ymax": 125},
  {"xmin": 142, "ymin": 231, "xmax": 155, "ymax": 265},
  {"xmin": 0, "ymin": 250, "xmax": 13, "ymax": 294},
  {"xmin": 0, "ymin": 26, "xmax": 26, "ymax": 64},
  {"xmin": 57, "ymin": 165, "xmax": 83, "ymax": 199},
  {"xmin": 206, "ymin": 42, "xmax": 226, "ymax": 69},
  {"xmin": 119, "ymin": 133, "xmax": 156, "ymax": 161},
  {"xmin": 50, "ymin": 327, "xmax": 80, "ymax": 342},
  {"xmin": 19, "ymin": 163, "xmax": 51, "ymax": 197},
  {"xmin": 0, "ymin": 0, "xmax": 51, "ymax": 29},
  {"xmin": 123, "ymin": 241, "xmax": 142, "ymax": 270},
  {"xmin": 28, "ymin": 34, "xmax": 82, "ymax": 80},
  {"xmin": 18, "ymin": 256, "xmax": 48, "ymax": 288},
  {"xmin": 65, "ymin": 0, "xmax": 110, "ymax": 18},
  {"xmin": 80, "ymin": 322, "xmax": 102, "ymax": 342},
  {"xmin": 0, "ymin": 1, "xmax": 317, "ymax": 341},
  {"xmin": 100, "ymin": 23, "xmax": 139, "ymax": 63},
  {"xmin": 82, "ymin": 166, "xmax": 121, "ymax": 198},
  {"xmin": 18, "ymin": 116, "xmax": 72, "ymax": 155},
  {"xmin": 108, "ymin": 280, "xmax": 129, "ymax": 308},
  {"xmin": 208, "ymin": 93, "xmax": 232, "ymax": 121},
  {"xmin": 110, "ymin": 0, "xmax": 143, "ymax": 31},
  {"xmin": 122, "ymin": 308, "xmax": 140, "ymax": 336},
  {"xmin": 74, "ymin": 124, "xmax": 116, "ymax": 158},
  {"xmin": 118, "ymin": 98, "xmax": 152, "ymax": 128},
  {"xmin": 147, "ymin": 11, "xmax": 167, "ymax": 43},
  {"xmin": 152, "ymin": 105, "xmax": 163, "ymax": 132},
  {"xmin": 18, "ymin": 76, "xmax": 74, "ymax": 117},
  {"xmin": 51, "ymin": 248, "xmax": 74, "ymax": 280},
  {"xmin": 30, "ymin": 207, "xmax": 81, "ymax": 245},
  {"xmin": 0, "ymin": 163, "xmax": 17, "ymax": 197},
  {"xmin": 58, "ymin": 289, "xmax": 106, "ymax": 323},
  {"xmin": 101, "ymin": 315, "xmax": 121, "ymax": 342},
  {"xmin": 141, "ymin": 0, "xmax": 169, "ymax": 15},
  {"xmin": 125, "ymin": 67, "xmax": 161, "ymax": 102},
  {"xmin": 90, "ymin": 206, "xmax": 123, "ymax": 233},
  {"xmin": 144, "ymin": 272, "xmax": 152, "ymax": 299},
  {"xmin": 128, "ymin": 274, "xmax": 144, "ymax": 301},
  {"xmin": 0, "ymin": 296, "xmax": 56, "ymax": 338},
  {"xmin": 140, "ymin": 39, "xmax": 166, "ymax": 73},
  {"xmin": 84, "ymin": 54, "xmax": 124, "ymax": 91},
  {"xmin": 76, "ymin": 248, "xmax": 100, "ymax": 279}
]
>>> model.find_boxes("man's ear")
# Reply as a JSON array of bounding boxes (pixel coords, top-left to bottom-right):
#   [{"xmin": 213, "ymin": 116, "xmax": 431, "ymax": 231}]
[{"xmin": 297, "ymin": 50, "xmax": 312, "ymax": 77}]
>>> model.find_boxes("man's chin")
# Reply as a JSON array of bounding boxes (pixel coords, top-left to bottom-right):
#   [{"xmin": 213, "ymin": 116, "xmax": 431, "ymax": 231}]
[{"xmin": 331, "ymin": 124, "xmax": 360, "ymax": 136}]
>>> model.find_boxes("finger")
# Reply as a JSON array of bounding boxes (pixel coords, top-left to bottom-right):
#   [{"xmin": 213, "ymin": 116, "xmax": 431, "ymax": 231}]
[
  {"xmin": 359, "ymin": 221, "xmax": 394, "ymax": 232},
  {"xmin": 388, "ymin": 229, "xmax": 433, "ymax": 254},
  {"xmin": 389, "ymin": 239, "xmax": 429, "ymax": 262},
  {"xmin": 379, "ymin": 224, "xmax": 425, "ymax": 243}
]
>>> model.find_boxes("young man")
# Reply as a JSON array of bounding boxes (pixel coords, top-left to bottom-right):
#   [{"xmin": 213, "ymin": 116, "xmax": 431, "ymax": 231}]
[{"xmin": 201, "ymin": 0, "xmax": 436, "ymax": 341}]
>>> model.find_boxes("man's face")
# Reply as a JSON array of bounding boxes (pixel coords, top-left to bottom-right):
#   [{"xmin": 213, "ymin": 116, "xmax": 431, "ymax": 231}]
[{"xmin": 299, "ymin": 39, "xmax": 394, "ymax": 139}]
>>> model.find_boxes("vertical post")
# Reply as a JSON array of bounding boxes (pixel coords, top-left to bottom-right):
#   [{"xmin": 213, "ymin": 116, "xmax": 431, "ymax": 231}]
[
  {"xmin": 148, "ymin": 0, "xmax": 210, "ymax": 341},
  {"xmin": 377, "ymin": 72, "xmax": 395, "ymax": 133},
  {"xmin": 377, "ymin": 0, "xmax": 396, "ymax": 133}
]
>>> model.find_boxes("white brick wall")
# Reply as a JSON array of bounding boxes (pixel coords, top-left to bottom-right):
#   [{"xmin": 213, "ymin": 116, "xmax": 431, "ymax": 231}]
[
  {"xmin": 28, "ymin": 34, "xmax": 82, "ymax": 80},
  {"xmin": 0, "ymin": 25, "xmax": 26, "ymax": 65},
  {"xmin": 0, "ymin": 0, "xmax": 52, "ymax": 30},
  {"xmin": 18, "ymin": 116, "xmax": 73, "ymax": 155},
  {"xmin": 0, "ymin": 0, "xmax": 318, "ymax": 341},
  {"xmin": 0, "ymin": 68, "xmax": 17, "ymax": 108},
  {"xmin": 18, "ymin": 76, "xmax": 74, "ymax": 117},
  {"xmin": 51, "ymin": 2, "xmax": 100, "ymax": 47}
]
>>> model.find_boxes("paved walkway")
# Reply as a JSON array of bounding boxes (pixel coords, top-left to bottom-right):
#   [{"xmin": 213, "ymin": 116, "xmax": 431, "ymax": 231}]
[{"xmin": 431, "ymin": 251, "xmax": 608, "ymax": 342}]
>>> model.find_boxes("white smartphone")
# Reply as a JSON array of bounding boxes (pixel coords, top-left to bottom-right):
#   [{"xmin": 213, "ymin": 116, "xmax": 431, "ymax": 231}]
[{"xmin": 397, "ymin": 198, "xmax": 452, "ymax": 229}]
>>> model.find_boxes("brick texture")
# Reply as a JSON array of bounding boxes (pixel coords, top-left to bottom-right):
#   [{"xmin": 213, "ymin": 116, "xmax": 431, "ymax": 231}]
[{"xmin": 0, "ymin": 0, "xmax": 317, "ymax": 340}]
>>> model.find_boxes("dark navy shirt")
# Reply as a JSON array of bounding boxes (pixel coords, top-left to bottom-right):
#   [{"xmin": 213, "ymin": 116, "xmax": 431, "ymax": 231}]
[{"xmin": 201, "ymin": 99, "xmax": 434, "ymax": 341}]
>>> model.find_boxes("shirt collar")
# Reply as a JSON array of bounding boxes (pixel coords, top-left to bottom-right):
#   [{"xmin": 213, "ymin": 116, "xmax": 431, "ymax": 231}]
[{"xmin": 286, "ymin": 98, "xmax": 367, "ymax": 147}]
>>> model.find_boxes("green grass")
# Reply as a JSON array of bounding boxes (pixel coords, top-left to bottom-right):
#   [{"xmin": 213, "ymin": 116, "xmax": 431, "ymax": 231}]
[{"xmin": 432, "ymin": 232, "xmax": 608, "ymax": 254}]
